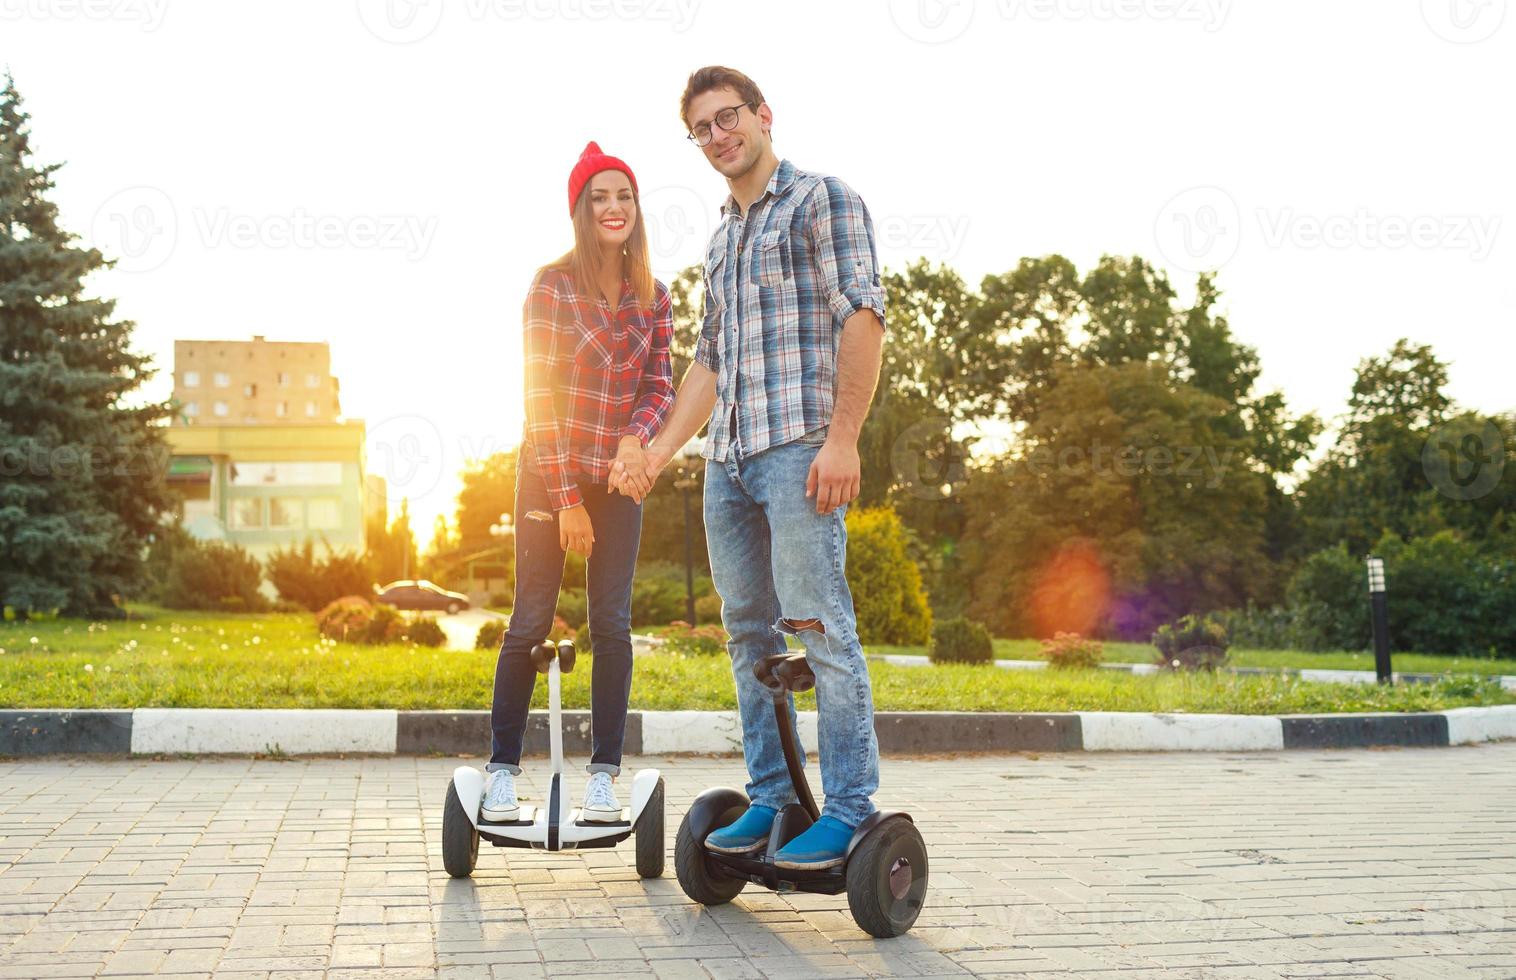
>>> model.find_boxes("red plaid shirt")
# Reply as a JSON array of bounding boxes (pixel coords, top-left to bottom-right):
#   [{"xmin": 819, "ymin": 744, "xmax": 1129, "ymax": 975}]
[{"xmin": 521, "ymin": 267, "xmax": 674, "ymax": 511}]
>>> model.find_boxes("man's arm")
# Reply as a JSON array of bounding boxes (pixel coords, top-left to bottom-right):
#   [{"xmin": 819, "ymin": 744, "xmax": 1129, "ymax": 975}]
[
  {"xmin": 808, "ymin": 309, "xmax": 884, "ymax": 513},
  {"xmin": 610, "ymin": 361, "xmax": 717, "ymax": 496}
]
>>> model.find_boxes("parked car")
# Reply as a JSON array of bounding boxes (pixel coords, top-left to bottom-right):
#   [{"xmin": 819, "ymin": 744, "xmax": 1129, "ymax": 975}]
[{"xmin": 374, "ymin": 580, "xmax": 471, "ymax": 615}]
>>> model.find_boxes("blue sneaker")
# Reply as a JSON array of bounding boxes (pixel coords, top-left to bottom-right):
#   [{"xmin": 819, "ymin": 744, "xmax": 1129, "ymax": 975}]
[
  {"xmin": 773, "ymin": 816, "xmax": 854, "ymax": 870},
  {"xmin": 704, "ymin": 804, "xmax": 777, "ymax": 854}
]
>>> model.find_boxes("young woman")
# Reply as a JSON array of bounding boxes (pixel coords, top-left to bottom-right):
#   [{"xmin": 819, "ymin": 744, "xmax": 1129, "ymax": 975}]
[{"xmin": 484, "ymin": 142, "xmax": 673, "ymax": 822}]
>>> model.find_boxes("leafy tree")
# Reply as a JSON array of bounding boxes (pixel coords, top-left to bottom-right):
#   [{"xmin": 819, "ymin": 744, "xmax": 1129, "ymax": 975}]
[
  {"xmin": 0, "ymin": 74, "xmax": 178, "ymax": 618},
  {"xmin": 266, "ymin": 539, "xmax": 375, "ymax": 611},
  {"xmin": 960, "ymin": 362, "xmax": 1270, "ymax": 639},
  {"xmin": 456, "ymin": 450, "xmax": 517, "ymax": 552},
  {"xmin": 1295, "ymin": 340, "xmax": 1506, "ymax": 557},
  {"xmin": 365, "ymin": 496, "xmax": 419, "ymax": 585}
]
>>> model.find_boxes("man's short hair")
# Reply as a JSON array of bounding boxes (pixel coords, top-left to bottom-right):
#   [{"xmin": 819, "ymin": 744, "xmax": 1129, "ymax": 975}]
[{"xmin": 679, "ymin": 65, "xmax": 766, "ymax": 127}]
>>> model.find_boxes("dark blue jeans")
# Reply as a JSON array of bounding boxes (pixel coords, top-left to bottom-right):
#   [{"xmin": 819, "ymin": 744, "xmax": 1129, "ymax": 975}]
[{"xmin": 488, "ymin": 458, "xmax": 642, "ymax": 776}]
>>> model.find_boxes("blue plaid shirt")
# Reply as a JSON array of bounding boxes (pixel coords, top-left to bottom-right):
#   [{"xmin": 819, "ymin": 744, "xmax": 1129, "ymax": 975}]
[{"xmin": 695, "ymin": 159, "xmax": 887, "ymax": 462}]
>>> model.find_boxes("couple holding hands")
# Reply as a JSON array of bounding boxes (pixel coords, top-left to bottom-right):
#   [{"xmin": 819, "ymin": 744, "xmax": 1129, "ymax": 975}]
[{"xmin": 486, "ymin": 65, "xmax": 889, "ymax": 872}]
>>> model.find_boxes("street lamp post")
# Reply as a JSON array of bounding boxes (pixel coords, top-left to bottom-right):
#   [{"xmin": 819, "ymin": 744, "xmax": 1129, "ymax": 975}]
[
  {"xmin": 674, "ymin": 437, "xmax": 704, "ymax": 625},
  {"xmin": 1366, "ymin": 555, "xmax": 1391, "ymax": 684}
]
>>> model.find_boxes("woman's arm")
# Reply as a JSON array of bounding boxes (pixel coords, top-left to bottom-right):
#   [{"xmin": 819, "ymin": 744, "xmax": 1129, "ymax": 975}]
[
  {"xmin": 620, "ymin": 282, "xmax": 676, "ymax": 447},
  {"xmin": 522, "ymin": 272, "xmax": 583, "ymax": 512}
]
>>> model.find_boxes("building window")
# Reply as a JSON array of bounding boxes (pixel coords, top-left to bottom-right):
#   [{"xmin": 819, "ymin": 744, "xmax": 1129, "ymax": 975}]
[
  {"xmin": 277, "ymin": 372, "xmax": 289, "ymax": 386},
  {"xmin": 305, "ymin": 401, "xmax": 318, "ymax": 418},
  {"xmin": 183, "ymin": 371, "xmax": 200, "ymax": 388},
  {"xmin": 307, "ymin": 497, "xmax": 341, "ymax": 530},
  {"xmin": 243, "ymin": 383, "xmax": 257, "ymax": 397},
  {"xmin": 268, "ymin": 498, "xmax": 303, "ymax": 529},
  {"xmin": 213, "ymin": 372, "xmax": 230, "ymax": 388},
  {"xmin": 230, "ymin": 497, "xmax": 264, "ymax": 530},
  {"xmin": 213, "ymin": 401, "xmax": 229, "ymax": 417},
  {"xmin": 184, "ymin": 402, "xmax": 199, "ymax": 417},
  {"xmin": 305, "ymin": 373, "xmax": 320, "ymax": 388},
  {"xmin": 228, "ymin": 461, "xmax": 343, "ymax": 487},
  {"xmin": 276, "ymin": 401, "xmax": 288, "ymax": 418}
]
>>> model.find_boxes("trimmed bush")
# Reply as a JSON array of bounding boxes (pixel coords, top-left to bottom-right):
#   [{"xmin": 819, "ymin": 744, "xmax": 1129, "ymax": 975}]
[
  {"xmin": 573, "ymin": 623, "xmax": 593, "ymax": 655},
  {"xmin": 160, "ymin": 539, "xmax": 268, "ymax": 612},
  {"xmin": 475, "ymin": 619, "xmax": 507, "ymax": 651},
  {"xmin": 404, "ymin": 616, "xmax": 447, "ymax": 647},
  {"xmin": 845, "ymin": 507, "xmax": 933, "ymax": 645},
  {"xmin": 1041, "ymin": 631, "xmax": 1103, "ymax": 670},
  {"xmin": 929, "ymin": 617, "xmax": 993, "ymax": 665},
  {"xmin": 265, "ymin": 540, "xmax": 374, "ymax": 612},
  {"xmin": 316, "ymin": 596, "xmax": 377, "ymax": 642},
  {"xmin": 556, "ymin": 588, "xmax": 588, "ymax": 630},
  {"xmin": 489, "ymin": 592, "xmax": 512, "ymax": 608},
  {"xmin": 631, "ymin": 561, "xmax": 713, "ymax": 627},
  {"xmin": 694, "ymin": 593, "xmax": 723, "ymax": 625},
  {"xmin": 1152, "ymin": 614, "xmax": 1231, "ymax": 671},
  {"xmin": 654, "ymin": 622, "xmax": 728, "ymax": 657}
]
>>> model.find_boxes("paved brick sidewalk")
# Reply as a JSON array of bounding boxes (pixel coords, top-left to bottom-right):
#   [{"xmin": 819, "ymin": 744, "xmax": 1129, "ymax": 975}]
[{"xmin": 0, "ymin": 746, "xmax": 1512, "ymax": 979}]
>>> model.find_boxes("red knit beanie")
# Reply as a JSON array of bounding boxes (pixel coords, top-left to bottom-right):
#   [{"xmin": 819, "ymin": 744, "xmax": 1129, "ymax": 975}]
[{"xmin": 567, "ymin": 141, "xmax": 638, "ymax": 216}]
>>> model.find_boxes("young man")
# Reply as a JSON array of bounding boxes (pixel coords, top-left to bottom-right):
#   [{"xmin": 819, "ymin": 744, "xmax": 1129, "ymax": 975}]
[{"xmin": 610, "ymin": 65, "xmax": 888, "ymax": 871}]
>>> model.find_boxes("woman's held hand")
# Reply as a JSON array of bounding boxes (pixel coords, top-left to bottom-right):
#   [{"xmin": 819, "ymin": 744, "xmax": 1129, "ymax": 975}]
[{"xmin": 558, "ymin": 504, "xmax": 594, "ymax": 556}]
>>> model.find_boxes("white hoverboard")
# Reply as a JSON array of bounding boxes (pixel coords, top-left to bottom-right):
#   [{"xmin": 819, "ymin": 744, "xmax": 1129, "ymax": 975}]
[{"xmin": 441, "ymin": 639, "xmax": 665, "ymax": 878}]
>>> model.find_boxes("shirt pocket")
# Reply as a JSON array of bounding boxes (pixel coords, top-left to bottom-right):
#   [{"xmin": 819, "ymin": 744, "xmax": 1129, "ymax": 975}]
[
  {"xmin": 749, "ymin": 230, "xmax": 791, "ymax": 289},
  {"xmin": 623, "ymin": 322, "xmax": 652, "ymax": 374},
  {"xmin": 574, "ymin": 321, "xmax": 615, "ymax": 369}
]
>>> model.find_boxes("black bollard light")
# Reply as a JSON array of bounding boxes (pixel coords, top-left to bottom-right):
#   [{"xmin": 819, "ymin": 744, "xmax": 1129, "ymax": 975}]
[{"xmin": 1366, "ymin": 555, "xmax": 1392, "ymax": 684}]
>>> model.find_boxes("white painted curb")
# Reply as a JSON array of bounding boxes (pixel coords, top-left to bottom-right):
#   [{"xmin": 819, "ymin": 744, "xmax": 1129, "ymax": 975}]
[
  {"xmin": 131, "ymin": 709, "xmax": 397, "ymax": 755},
  {"xmin": 1443, "ymin": 705, "xmax": 1516, "ymax": 745},
  {"xmin": 1077, "ymin": 712, "xmax": 1285, "ymax": 751},
  {"xmin": 638, "ymin": 710, "xmax": 817, "ymax": 755}
]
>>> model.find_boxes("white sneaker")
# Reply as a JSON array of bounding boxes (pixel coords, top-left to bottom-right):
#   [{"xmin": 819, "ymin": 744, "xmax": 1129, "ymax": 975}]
[
  {"xmin": 581, "ymin": 772, "xmax": 622, "ymax": 822},
  {"xmin": 481, "ymin": 770, "xmax": 520, "ymax": 822}
]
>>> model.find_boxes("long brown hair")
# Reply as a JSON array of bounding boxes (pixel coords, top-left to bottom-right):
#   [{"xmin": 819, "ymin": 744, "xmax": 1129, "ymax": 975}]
[{"xmin": 544, "ymin": 174, "xmax": 655, "ymax": 310}]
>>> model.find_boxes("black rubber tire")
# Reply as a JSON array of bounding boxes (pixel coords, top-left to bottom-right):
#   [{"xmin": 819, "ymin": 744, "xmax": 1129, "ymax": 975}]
[
  {"xmin": 446, "ymin": 602, "xmax": 461, "ymax": 615},
  {"xmin": 845, "ymin": 818, "xmax": 929, "ymax": 938},
  {"xmin": 634, "ymin": 778, "xmax": 666, "ymax": 879},
  {"xmin": 442, "ymin": 781, "xmax": 479, "ymax": 878},
  {"xmin": 674, "ymin": 802, "xmax": 748, "ymax": 906}
]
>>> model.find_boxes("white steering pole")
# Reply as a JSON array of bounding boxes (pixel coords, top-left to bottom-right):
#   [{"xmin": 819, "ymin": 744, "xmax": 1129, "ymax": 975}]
[{"xmin": 547, "ymin": 656, "xmax": 564, "ymax": 776}]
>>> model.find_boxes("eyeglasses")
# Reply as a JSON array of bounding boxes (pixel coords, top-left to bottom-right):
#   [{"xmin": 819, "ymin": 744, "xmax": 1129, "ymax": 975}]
[{"xmin": 686, "ymin": 103, "xmax": 756, "ymax": 147}]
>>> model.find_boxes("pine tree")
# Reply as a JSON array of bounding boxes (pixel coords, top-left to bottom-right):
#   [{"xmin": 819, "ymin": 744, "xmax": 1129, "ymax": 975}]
[{"xmin": 0, "ymin": 74, "xmax": 178, "ymax": 618}]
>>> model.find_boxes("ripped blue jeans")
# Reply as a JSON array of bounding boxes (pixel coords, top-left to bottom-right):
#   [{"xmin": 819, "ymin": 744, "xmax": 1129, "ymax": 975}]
[{"xmin": 703, "ymin": 428, "xmax": 879, "ymax": 827}]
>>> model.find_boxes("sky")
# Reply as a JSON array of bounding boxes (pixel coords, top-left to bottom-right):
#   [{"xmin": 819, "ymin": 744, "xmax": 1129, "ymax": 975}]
[{"xmin": 7, "ymin": 0, "xmax": 1514, "ymax": 538}]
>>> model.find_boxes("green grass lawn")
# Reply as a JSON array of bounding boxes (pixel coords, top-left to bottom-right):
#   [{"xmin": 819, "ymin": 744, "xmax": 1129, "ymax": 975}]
[
  {"xmin": 1, "ymin": 605, "xmax": 1510, "ymax": 714},
  {"xmin": 867, "ymin": 639, "xmax": 1516, "ymax": 678}
]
